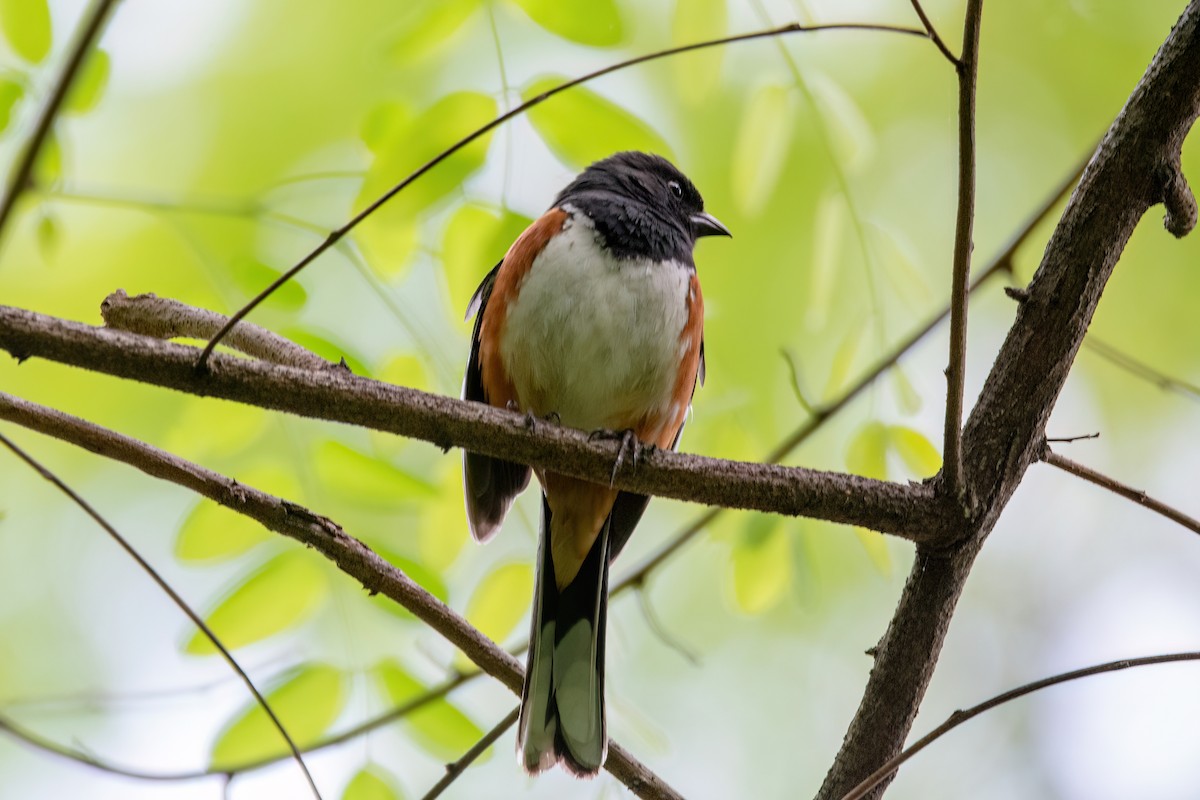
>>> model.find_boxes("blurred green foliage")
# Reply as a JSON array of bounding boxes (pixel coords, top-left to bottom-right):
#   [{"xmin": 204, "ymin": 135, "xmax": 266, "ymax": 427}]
[{"xmin": 0, "ymin": 0, "xmax": 1197, "ymax": 798}]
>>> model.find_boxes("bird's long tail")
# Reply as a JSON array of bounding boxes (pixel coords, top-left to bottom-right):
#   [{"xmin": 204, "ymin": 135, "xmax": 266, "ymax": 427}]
[{"xmin": 517, "ymin": 495, "xmax": 610, "ymax": 776}]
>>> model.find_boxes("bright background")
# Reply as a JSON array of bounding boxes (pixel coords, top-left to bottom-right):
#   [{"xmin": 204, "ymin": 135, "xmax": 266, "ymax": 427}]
[{"xmin": 1, "ymin": 1, "xmax": 1199, "ymax": 798}]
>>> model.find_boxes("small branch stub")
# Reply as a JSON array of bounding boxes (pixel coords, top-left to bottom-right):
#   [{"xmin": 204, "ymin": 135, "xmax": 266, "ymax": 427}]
[{"xmin": 1157, "ymin": 157, "xmax": 1197, "ymax": 237}]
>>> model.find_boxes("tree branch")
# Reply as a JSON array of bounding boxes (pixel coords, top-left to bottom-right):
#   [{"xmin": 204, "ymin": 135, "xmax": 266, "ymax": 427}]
[
  {"xmin": 840, "ymin": 650, "xmax": 1200, "ymax": 800},
  {"xmin": 817, "ymin": 3, "xmax": 1200, "ymax": 797},
  {"xmin": 0, "ymin": 309, "xmax": 953, "ymax": 543},
  {"xmin": 420, "ymin": 707, "xmax": 519, "ymax": 800},
  {"xmin": 941, "ymin": 0, "xmax": 984, "ymax": 500},
  {"xmin": 1041, "ymin": 447, "xmax": 1200, "ymax": 536},
  {"xmin": 195, "ymin": 21, "xmax": 929, "ymax": 369},
  {"xmin": 0, "ymin": 393, "xmax": 681, "ymax": 799},
  {"xmin": 0, "ymin": 0, "xmax": 121, "ymax": 248},
  {"xmin": 908, "ymin": 0, "xmax": 958, "ymax": 65}
]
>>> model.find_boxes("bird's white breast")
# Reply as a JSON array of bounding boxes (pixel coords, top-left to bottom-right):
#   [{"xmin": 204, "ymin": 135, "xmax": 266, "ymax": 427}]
[{"xmin": 499, "ymin": 212, "xmax": 693, "ymax": 431}]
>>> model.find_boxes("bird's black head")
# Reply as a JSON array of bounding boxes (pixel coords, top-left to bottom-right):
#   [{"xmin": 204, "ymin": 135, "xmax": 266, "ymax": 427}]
[{"xmin": 553, "ymin": 151, "xmax": 730, "ymax": 263}]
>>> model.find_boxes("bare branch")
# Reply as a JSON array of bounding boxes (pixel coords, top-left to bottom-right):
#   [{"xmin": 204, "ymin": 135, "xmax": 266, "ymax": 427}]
[
  {"xmin": 0, "ymin": 0, "xmax": 121, "ymax": 248},
  {"xmin": 0, "ymin": 432, "xmax": 322, "ymax": 799},
  {"xmin": 0, "ymin": 314, "xmax": 950, "ymax": 543},
  {"xmin": 101, "ymin": 290, "xmax": 336, "ymax": 370},
  {"xmin": 1042, "ymin": 447, "xmax": 1200, "ymax": 536},
  {"xmin": 0, "ymin": 394, "xmax": 681, "ymax": 798},
  {"xmin": 908, "ymin": 0, "xmax": 959, "ymax": 64},
  {"xmin": 195, "ymin": 20, "xmax": 929, "ymax": 369},
  {"xmin": 942, "ymin": 0, "xmax": 985, "ymax": 501},
  {"xmin": 419, "ymin": 708, "xmax": 519, "ymax": 800},
  {"xmin": 840, "ymin": 651, "xmax": 1200, "ymax": 800}
]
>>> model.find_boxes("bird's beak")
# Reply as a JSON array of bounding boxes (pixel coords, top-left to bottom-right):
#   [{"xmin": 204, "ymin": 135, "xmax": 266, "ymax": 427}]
[{"xmin": 691, "ymin": 212, "xmax": 731, "ymax": 238}]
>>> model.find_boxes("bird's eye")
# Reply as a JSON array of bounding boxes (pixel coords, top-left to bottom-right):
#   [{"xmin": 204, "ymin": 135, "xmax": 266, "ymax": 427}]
[{"xmin": 667, "ymin": 180, "xmax": 682, "ymax": 199}]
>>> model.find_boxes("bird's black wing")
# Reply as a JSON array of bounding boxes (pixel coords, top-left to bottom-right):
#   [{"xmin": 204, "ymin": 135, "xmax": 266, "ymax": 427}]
[{"xmin": 462, "ymin": 262, "xmax": 532, "ymax": 542}]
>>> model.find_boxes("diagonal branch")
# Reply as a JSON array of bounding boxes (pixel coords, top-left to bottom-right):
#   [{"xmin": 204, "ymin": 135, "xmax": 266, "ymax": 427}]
[
  {"xmin": 0, "ymin": 393, "xmax": 681, "ymax": 799},
  {"xmin": 1041, "ymin": 447, "xmax": 1200, "ymax": 536},
  {"xmin": 420, "ymin": 707, "xmax": 519, "ymax": 800},
  {"xmin": 909, "ymin": 0, "xmax": 959, "ymax": 64},
  {"xmin": 840, "ymin": 650, "xmax": 1200, "ymax": 800},
  {"xmin": 0, "ymin": 0, "xmax": 121, "ymax": 249},
  {"xmin": 941, "ymin": 0, "xmax": 984, "ymax": 501},
  {"xmin": 0, "ymin": 432, "xmax": 322, "ymax": 799},
  {"xmin": 195, "ymin": 21, "xmax": 929, "ymax": 369}
]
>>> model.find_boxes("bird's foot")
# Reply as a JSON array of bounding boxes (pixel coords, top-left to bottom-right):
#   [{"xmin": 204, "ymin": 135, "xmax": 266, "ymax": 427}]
[{"xmin": 589, "ymin": 428, "xmax": 650, "ymax": 487}]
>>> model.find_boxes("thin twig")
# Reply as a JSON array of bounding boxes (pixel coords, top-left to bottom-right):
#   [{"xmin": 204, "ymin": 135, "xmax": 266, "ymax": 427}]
[
  {"xmin": 194, "ymin": 20, "xmax": 927, "ymax": 371},
  {"xmin": 942, "ymin": 0, "xmax": 985, "ymax": 501},
  {"xmin": 1084, "ymin": 337, "xmax": 1200, "ymax": 403},
  {"xmin": 1042, "ymin": 448, "xmax": 1200, "ymax": 535},
  {"xmin": 839, "ymin": 651, "xmax": 1200, "ymax": 800},
  {"xmin": 1044, "ymin": 432, "xmax": 1099, "ymax": 444},
  {"xmin": 0, "ymin": 432, "xmax": 323, "ymax": 800},
  {"xmin": 419, "ymin": 707, "xmax": 519, "ymax": 800},
  {"xmin": 909, "ymin": 0, "xmax": 959, "ymax": 64},
  {"xmin": 0, "ymin": 0, "xmax": 121, "ymax": 249}
]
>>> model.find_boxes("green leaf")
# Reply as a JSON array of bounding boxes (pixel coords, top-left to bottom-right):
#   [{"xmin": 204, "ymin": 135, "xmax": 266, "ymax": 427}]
[
  {"xmin": 671, "ymin": 0, "xmax": 727, "ymax": 104},
  {"xmin": 185, "ymin": 553, "xmax": 328, "ymax": 654},
  {"xmin": 807, "ymin": 193, "xmax": 845, "ymax": 329},
  {"xmin": 808, "ymin": 73, "xmax": 875, "ymax": 171},
  {"xmin": 845, "ymin": 421, "xmax": 888, "ymax": 480},
  {"xmin": 34, "ymin": 130, "xmax": 60, "ymax": 186},
  {"xmin": 314, "ymin": 440, "xmax": 437, "ymax": 507},
  {"xmin": 210, "ymin": 663, "xmax": 346, "ymax": 768},
  {"xmin": 35, "ymin": 212, "xmax": 58, "ymax": 261},
  {"xmin": 231, "ymin": 259, "xmax": 307, "ymax": 310},
  {"xmin": 441, "ymin": 203, "xmax": 532, "ymax": 314},
  {"xmin": 360, "ymin": 102, "xmax": 412, "ymax": 156},
  {"xmin": 823, "ymin": 322, "xmax": 867, "ymax": 399},
  {"xmin": 175, "ymin": 501, "xmax": 273, "ymax": 562},
  {"xmin": 0, "ymin": 77, "xmax": 24, "ymax": 133},
  {"xmin": 510, "ymin": 0, "xmax": 623, "ymax": 46},
  {"xmin": 343, "ymin": 766, "xmax": 402, "ymax": 800},
  {"xmin": 853, "ymin": 527, "xmax": 892, "ymax": 575},
  {"xmin": 889, "ymin": 425, "xmax": 942, "ymax": 478},
  {"xmin": 418, "ymin": 470, "xmax": 471, "ymax": 571},
  {"xmin": 377, "ymin": 354, "xmax": 428, "ymax": 391},
  {"xmin": 732, "ymin": 84, "xmax": 795, "ymax": 216},
  {"xmin": 65, "ymin": 49, "xmax": 110, "ymax": 114},
  {"xmin": 890, "ymin": 365, "xmax": 923, "ymax": 416},
  {"xmin": 375, "ymin": 661, "xmax": 485, "ymax": 760},
  {"xmin": 462, "ymin": 562, "xmax": 532, "ymax": 652},
  {"xmin": 390, "ymin": 0, "xmax": 479, "ymax": 63},
  {"xmin": 0, "ymin": 0, "xmax": 51, "ymax": 64},
  {"xmin": 730, "ymin": 516, "xmax": 790, "ymax": 614},
  {"xmin": 523, "ymin": 76, "xmax": 673, "ymax": 171},
  {"xmin": 355, "ymin": 92, "xmax": 497, "ymax": 275}
]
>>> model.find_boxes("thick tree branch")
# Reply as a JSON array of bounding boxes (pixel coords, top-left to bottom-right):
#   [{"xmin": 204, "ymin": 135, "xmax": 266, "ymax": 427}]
[
  {"xmin": 818, "ymin": 4, "xmax": 1200, "ymax": 798},
  {"xmin": 0, "ymin": 393, "xmax": 681, "ymax": 798},
  {"xmin": 0, "ymin": 307, "xmax": 954, "ymax": 543}
]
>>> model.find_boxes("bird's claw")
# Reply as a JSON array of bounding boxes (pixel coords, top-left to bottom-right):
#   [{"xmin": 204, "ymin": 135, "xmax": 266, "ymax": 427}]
[{"xmin": 589, "ymin": 428, "xmax": 647, "ymax": 487}]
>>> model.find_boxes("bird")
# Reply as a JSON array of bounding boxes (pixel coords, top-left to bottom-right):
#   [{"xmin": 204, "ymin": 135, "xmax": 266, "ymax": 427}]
[{"xmin": 462, "ymin": 151, "xmax": 729, "ymax": 777}]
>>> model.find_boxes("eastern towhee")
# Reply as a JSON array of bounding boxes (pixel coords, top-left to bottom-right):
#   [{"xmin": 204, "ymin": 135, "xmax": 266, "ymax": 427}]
[{"xmin": 462, "ymin": 151, "xmax": 729, "ymax": 776}]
